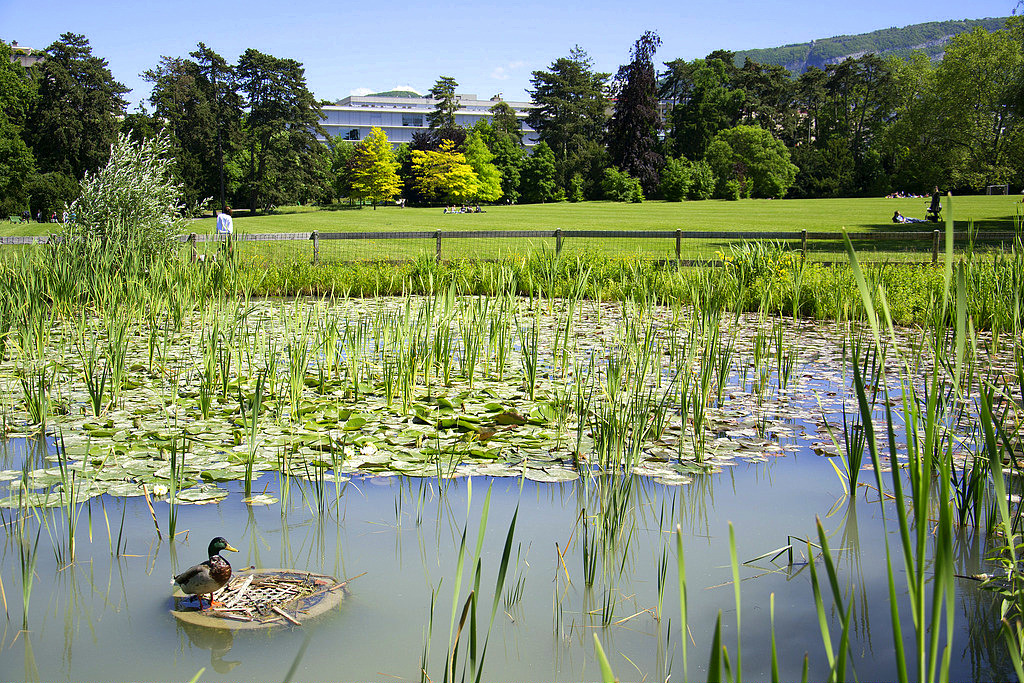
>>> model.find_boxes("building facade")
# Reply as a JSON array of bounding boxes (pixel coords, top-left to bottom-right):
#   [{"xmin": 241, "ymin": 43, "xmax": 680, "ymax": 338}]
[
  {"xmin": 320, "ymin": 90, "xmax": 538, "ymax": 147},
  {"xmin": 8, "ymin": 41, "xmax": 44, "ymax": 69}
]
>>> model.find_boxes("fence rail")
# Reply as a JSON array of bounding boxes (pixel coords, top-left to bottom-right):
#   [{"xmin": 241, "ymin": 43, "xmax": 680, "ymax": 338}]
[{"xmin": 5, "ymin": 229, "xmax": 1019, "ymax": 264}]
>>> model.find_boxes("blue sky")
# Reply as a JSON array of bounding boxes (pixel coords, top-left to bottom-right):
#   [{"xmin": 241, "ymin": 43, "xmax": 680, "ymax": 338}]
[{"xmin": 1, "ymin": 0, "xmax": 1015, "ymax": 108}]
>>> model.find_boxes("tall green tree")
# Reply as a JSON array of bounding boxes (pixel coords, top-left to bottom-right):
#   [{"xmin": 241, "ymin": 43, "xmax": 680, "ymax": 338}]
[
  {"xmin": 410, "ymin": 139, "xmax": 478, "ymax": 203},
  {"xmin": 528, "ymin": 47, "xmax": 610, "ymax": 193},
  {"xmin": 143, "ymin": 56, "xmax": 212, "ymax": 207},
  {"xmin": 608, "ymin": 31, "xmax": 663, "ymax": 195},
  {"xmin": 489, "ymin": 101, "xmax": 523, "ymax": 144},
  {"xmin": 520, "ymin": 141, "xmax": 559, "ymax": 203},
  {"xmin": 667, "ymin": 57, "xmax": 744, "ymax": 161},
  {"xmin": 427, "ymin": 76, "xmax": 459, "ymax": 130},
  {"xmin": 931, "ymin": 26, "xmax": 1021, "ymax": 188},
  {"xmin": 0, "ymin": 40, "xmax": 36, "ymax": 213},
  {"xmin": 736, "ymin": 59, "xmax": 797, "ymax": 144},
  {"xmin": 236, "ymin": 48, "xmax": 325, "ymax": 212},
  {"xmin": 705, "ymin": 125, "xmax": 798, "ymax": 198},
  {"xmin": 479, "ymin": 125, "xmax": 524, "ymax": 202},
  {"xmin": 819, "ymin": 54, "xmax": 897, "ymax": 182},
  {"xmin": 25, "ymin": 32, "xmax": 127, "ymax": 180},
  {"xmin": 192, "ymin": 43, "xmax": 242, "ymax": 210},
  {"xmin": 463, "ymin": 131, "xmax": 502, "ymax": 202},
  {"xmin": 349, "ymin": 127, "xmax": 402, "ymax": 208}
]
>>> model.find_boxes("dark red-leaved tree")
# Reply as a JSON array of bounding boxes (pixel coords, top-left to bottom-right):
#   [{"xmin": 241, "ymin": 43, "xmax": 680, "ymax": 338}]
[{"xmin": 607, "ymin": 31, "xmax": 663, "ymax": 195}]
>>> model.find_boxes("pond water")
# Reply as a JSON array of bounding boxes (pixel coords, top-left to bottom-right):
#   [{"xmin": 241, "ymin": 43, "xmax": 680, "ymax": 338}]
[
  {"xmin": 0, "ymin": 296, "xmax": 1016, "ymax": 681},
  {"xmin": 0, "ymin": 451, "xmax": 1011, "ymax": 682}
]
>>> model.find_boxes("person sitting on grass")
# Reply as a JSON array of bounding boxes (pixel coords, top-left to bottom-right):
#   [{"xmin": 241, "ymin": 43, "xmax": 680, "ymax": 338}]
[{"xmin": 893, "ymin": 210, "xmax": 926, "ymax": 224}]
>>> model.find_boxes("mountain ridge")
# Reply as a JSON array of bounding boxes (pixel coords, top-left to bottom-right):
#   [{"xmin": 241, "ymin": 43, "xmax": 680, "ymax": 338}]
[{"xmin": 733, "ymin": 17, "xmax": 1010, "ymax": 74}]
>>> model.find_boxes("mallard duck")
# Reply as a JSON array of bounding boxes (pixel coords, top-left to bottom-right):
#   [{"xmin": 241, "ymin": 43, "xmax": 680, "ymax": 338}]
[{"xmin": 172, "ymin": 537, "xmax": 239, "ymax": 610}]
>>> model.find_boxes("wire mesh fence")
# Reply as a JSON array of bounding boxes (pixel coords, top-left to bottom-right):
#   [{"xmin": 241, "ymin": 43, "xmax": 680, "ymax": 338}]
[{"xmin": 3, "ymin": 228, "xmax": 1019, "ymax": 265}]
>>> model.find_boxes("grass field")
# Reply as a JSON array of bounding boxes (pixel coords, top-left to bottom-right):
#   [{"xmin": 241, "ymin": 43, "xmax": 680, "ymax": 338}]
[{"xmin": 6, "ymin": 196, "xmax": 1021, "ymax": 262}]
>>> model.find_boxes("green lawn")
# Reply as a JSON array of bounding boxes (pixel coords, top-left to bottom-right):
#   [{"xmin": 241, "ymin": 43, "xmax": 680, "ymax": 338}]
[{"xmin": 7, "ymin": 196, "xmax": 1020, "ymax": 262}]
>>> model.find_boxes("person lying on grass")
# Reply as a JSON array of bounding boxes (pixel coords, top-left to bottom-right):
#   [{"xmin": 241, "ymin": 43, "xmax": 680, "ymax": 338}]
[{"xmin": 893, "ymin": 210, "xmax": 926, "ymax": 224}]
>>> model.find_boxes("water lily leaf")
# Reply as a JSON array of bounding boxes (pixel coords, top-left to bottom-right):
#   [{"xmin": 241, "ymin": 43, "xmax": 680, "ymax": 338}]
[
  {"xmin": 495, "ymin": 411, "xmax": 527, "ymax": 426},
  {"xmin": 243, "ymin": 494, "xmax": 279, "ymax": 506},
  {"xmin": 175, "ymin": 484, "xmax": 228, "ymax": 504},
  {"xmin": 200, "ymin": 469, "xmax": 238, "ymax": 482},
  {"xmin": 529, "ymin": 403, "xmax": 556, "ymax": 424},
  {"xmin": 343, "ymin": 416, "xmax": 367, "ymax": 431},
  {"xmin": 524, "ymin": 467, "xmax": 578, "ymax": 483}
]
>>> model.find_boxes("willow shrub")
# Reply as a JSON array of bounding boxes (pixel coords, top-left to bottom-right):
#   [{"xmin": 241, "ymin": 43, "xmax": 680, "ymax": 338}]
[{"xmin": 57, "ymin": 133, "xmax": 196, "ymax": 270}]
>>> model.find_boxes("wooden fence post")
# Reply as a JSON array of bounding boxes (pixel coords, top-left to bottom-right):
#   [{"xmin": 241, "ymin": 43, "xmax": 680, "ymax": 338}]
[
  {"xmin": 801, "ymin": 229, "xmax": 807, "ymax": 259},
  {"xmin": 932, "ymin": 230, "xmax": 940, "ymax": 264},
  {"xmin": 555, "ymin": 229, "xmax": 562, "ymax": 256},
  {"xmin": 675, "ymin": 229, "xmax": 681, "ymax": 268},
  {"xmin": 311, "ymin": 231, "xmax": 319, "ymax": 264},
  {"xmin": 435, "ymin": 230, "xmax": 442, "ymax": 262},
  {"xmin": 188, "ymin": 233, "xmax": 197, "ymax": 263}
]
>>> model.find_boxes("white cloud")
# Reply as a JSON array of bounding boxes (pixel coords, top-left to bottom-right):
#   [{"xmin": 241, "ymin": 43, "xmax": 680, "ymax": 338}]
[
  {"xmin": 490, "ymin": 61, "xmax": 526, "ymax": 81},
  {"xmin": 350, "ymin": 87, "xmax": 373, "ymax": 96}
]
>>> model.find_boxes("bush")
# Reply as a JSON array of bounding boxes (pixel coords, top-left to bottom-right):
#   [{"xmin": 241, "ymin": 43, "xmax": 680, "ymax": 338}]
[
  {"xmin": 688, "ymin": 160, "xmax": 715, "ymax": 200},
  {"xmin": 62, "ymin": 133, "xmax": 192, "ymax": 265},
  {"xmin": 568, "ymin": 173, "xmax": 585, "ymax": 202},
  {"xmin": 602, "ymin": 167, "xmax": 644, "ymax": 203},
  {"xmin": 659, "ymin": 157, "xmax": 692, "ymax": 201},
  {"xmin": 720, "ymin": 179, "xmax": 742, "ymax": 201}
]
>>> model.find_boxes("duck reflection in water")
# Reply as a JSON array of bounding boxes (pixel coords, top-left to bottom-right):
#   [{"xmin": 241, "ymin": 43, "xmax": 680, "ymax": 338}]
[{"xmin": 176, "ymin": 619, "xmax": 242, "ymax": 674}]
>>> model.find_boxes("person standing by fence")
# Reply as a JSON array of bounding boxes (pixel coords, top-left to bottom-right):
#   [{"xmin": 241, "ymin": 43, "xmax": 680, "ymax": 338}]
[{"xmin": 216, "ymin": 206, "xmax": 234, "ymax": 260}]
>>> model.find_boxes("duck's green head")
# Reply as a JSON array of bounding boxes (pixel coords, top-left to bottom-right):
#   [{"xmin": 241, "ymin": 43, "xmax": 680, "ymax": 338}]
[{"xmin": 208, "ymin": 537, "xmax": 239, "ymax": 556}]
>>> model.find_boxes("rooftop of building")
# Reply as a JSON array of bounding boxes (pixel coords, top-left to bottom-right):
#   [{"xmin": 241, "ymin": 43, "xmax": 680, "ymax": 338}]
[{"xmin": 330, "ymin": 91, "xmax": 533, "ymax": 110}]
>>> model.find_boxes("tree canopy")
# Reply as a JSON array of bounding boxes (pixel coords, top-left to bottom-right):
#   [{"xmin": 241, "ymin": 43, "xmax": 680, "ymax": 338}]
[
  {"xmin": 410, "ymin": 139, "xmax": 478, "ymax": 203},
  {"xmin": 349, "ymin": 127, "xmax": 402, "ymax": 208},
  {"xmin": 608, "ymin": 31, "xmax": 663, "ymax": 194},
  {"xmin": 26, "ymin": 33, "xmax": 127, "ymax": 180},
  {"xmin": 528, "ymin": 47, "xmax": 610, "ymax": 194}
]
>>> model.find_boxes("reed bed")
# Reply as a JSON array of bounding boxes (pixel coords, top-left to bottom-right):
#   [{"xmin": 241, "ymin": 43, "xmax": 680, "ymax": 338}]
[{"xmin": 2, "ymin": 196, "xmax": 1024, "ymax": 680}]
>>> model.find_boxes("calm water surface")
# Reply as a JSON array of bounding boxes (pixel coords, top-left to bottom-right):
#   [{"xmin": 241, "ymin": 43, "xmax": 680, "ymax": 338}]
[{"xmin": 0, "ymin": 445, "xmax": 1012, "ymax": 683}]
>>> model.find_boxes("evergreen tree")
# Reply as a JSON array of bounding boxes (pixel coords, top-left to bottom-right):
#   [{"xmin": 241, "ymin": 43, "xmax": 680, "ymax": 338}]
[
  {"xmin": 427, "ymin": 76, "xmax": 459, "ymax": 130},
  {"xmin": 349, "ymin": 127, "xmax": 402, "ymax": 208},
  {"xmin": 528, "ymin": 47, "xmax": 610, "ymax": 192},
  {"xmin": 488, "ymin": 101, "xmax": 523, "ymax": 144},
  {"xmin": 520, "ymin": 141, "xmax": 558, "ymax": 203},
  {"xmin": 236, "ymin": 48, "xmax": 326, "ymax": 212},
  {"xmin": 0, "ymin": 41, "xmax": 36, "ymax": 214},
  {"xmin": 26, "ymin": 33, "xmax": 127, "ymax": 179},
  {"xmin": 608, "ymin": 31, "xmax": 663, "ymax": 195},
  {"xmin": 192, "ymin": 43, "xmax": 242, "ymax": 210}
]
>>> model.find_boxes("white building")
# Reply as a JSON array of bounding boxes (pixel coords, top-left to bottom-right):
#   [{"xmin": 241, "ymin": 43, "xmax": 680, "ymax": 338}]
[
  {"xmin": 8, "ymin": 41, "xmax": 44, "ymax": 69},
  {"xmin": 320, "ymin": 89, "xmax": 538, "ymax": 147}
]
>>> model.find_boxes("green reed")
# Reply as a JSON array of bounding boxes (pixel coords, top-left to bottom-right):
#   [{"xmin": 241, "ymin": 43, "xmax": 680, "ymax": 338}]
[
  {"xmin": 518, "ymin": 311, "xmax": 540, "ymax": 401},
  {"xmin": 242, "ymin": 370, "xmax": 266, "ymax": 500},
  {"xmin": 102, "ymin": 312, "xmax": 130, "ymax": 406},
  {"xmin": 18, "ymin": 360, "xmax": 52, "ymax": 427}
]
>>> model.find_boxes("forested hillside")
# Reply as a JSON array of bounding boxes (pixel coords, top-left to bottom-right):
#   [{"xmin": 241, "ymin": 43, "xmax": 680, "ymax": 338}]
[{"xmin": 734, "ymin": 17, "xmax": 1008, "ymax": 73}]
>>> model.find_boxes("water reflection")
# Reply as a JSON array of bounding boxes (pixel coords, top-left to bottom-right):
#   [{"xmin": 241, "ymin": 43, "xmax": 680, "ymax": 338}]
[
  {"xmin": 176, "ymin": 619, "xmax": 241, "ymax": 674},
  {"xmin": 0, "ymin": 457, "xmax": 1020, "ymax": 681}
]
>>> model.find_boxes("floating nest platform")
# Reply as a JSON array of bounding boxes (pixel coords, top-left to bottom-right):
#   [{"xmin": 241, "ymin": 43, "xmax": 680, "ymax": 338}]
[{"xmin": 171, "ymin": 568, "xmax": 352, "ymax": 630}]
